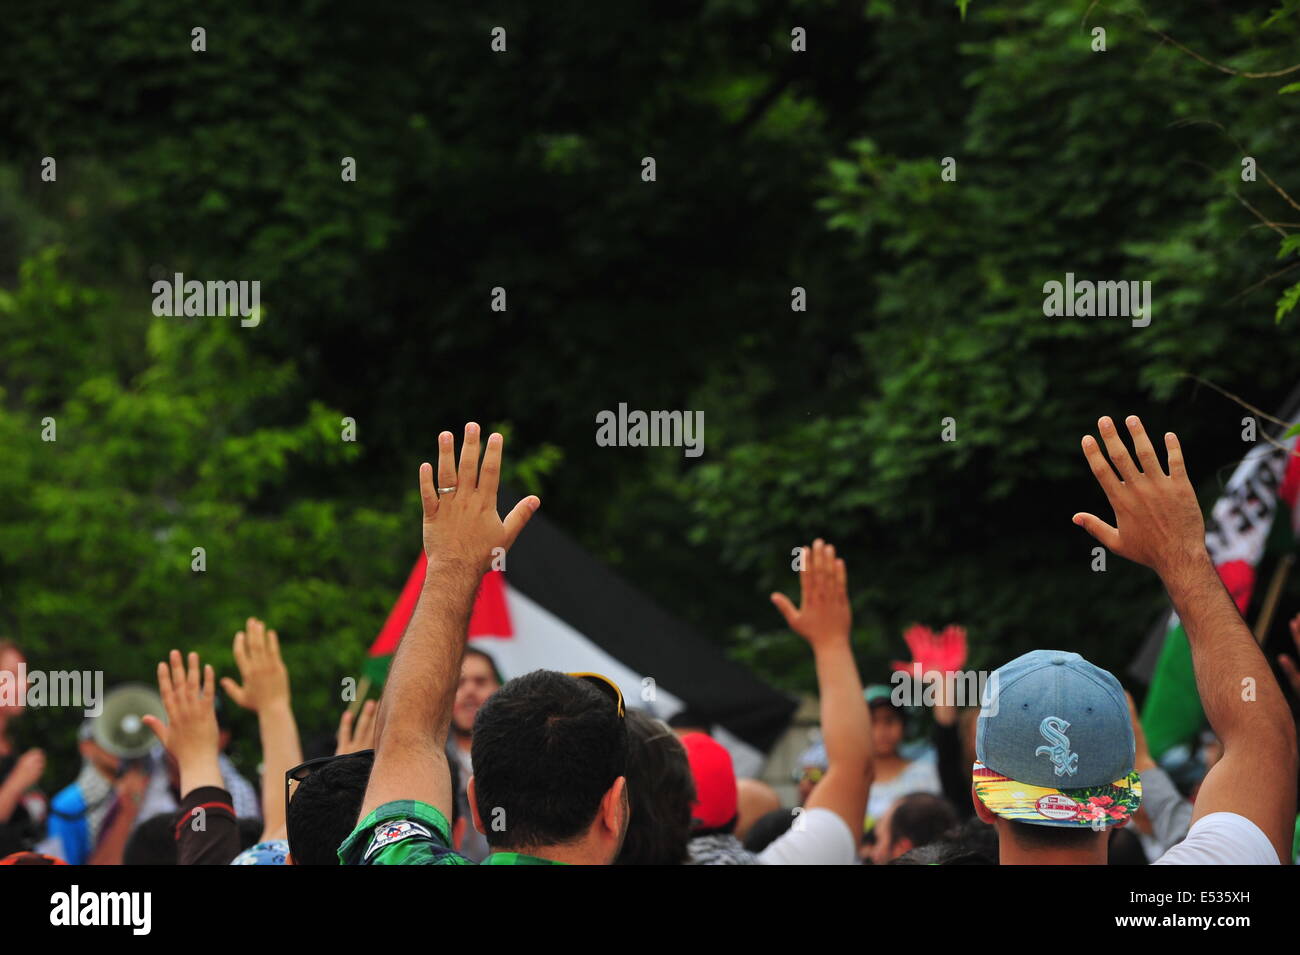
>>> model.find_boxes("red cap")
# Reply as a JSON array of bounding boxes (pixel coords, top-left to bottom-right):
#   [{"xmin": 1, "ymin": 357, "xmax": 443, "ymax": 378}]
[
  {"xmin": 0, "ymin": 851, "xmax": 67, "ymax": 865},
  {"xmin": 681, "ymin": 732, "xmax": 738, "ymax": 831}
]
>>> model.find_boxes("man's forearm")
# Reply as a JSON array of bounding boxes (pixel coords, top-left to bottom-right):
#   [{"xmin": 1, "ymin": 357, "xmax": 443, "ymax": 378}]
[
  {"xmin": 257, "ymin": 700, "xmax": 303, "ymax": 839},
  {"xmin": 88, "ymin": 801, "xmax": 140, "ymax": 866},
  {"xmin": 1161, "ymin": 552, "xmax": 1293, "ymax": 747},
  {"xmin": 803, "ymin": 640, "xmax": 872, "ymax": 834},
  {"xmin": 813, "ymin": 641, "xmax": 872, "ymax": 776},
  {"xmin": 178, "ymin": 753, "xmax": 224, "ymax": 798},
  {"xmin": 374, "ymin": 562, "xmax": 480, "ymax": 751}
]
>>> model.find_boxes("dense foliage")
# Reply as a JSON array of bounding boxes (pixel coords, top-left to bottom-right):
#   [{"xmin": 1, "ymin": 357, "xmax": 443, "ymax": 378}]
[{"xmin": 3, "ymin": 1, "xmax": 1300, "ymax": 775}]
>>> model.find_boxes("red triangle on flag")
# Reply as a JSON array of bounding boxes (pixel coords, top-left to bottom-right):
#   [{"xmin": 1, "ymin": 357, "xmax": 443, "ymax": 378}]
[
  {"xmin": 469, "ymin": 567, "xmax": 512, "ymax": 638},
  {"xmin": 368, "ymin": 555, "xmax": 513, "ymax": 660}
]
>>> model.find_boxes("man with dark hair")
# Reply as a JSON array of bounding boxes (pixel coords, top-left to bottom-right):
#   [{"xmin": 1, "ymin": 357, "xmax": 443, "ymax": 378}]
[
  {"xmin": 870, "ymin": 792, "xmax": 958, "ymax": 864},
  {"xmin": 345, "ymin": 423, "xmax": 626, "ymax": 865},
  {"xmin": 447, "ymin": 647, "xmax": 500, "ymax": 861},
  {"xmin": 972, "ymin": 416, "xmax": 1297, "ymax": 864},
  {"xmin": 287, "ymin": 750, "xmax": 376, "ymax": 865},
  {"xmin": 890, "ymin": 816, "xmax": 999, "ymax": 865},
  {"xmin": 468, "ymin": 670, "xmax": 628, "ymax": 862}
]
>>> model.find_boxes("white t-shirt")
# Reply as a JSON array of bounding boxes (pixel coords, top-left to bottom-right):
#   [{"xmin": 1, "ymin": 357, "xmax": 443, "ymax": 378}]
[
  {"xmin": 758, "ymin": 807, "xmax": 857, "ymax": 865},
  {"xmin": 1152, "ymin": 812, "xmax": 1279, "ymax": 865},
  {"xmin": 867, "ymin": 758, "xmax": 942, "ymax": 822}
]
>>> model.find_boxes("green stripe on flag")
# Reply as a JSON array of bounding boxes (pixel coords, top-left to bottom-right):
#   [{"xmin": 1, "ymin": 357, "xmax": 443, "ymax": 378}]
[
  {"xmin": 1141, "ymin": 620, "xmax": 1203, "ymax": 758},
  {"xmin": 363, "ymin": 653, "xmax": 392, "ymax": 685}
]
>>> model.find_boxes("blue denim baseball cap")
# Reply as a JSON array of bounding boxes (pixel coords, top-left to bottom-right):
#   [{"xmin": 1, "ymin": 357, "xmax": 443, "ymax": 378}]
[{"xmin": 972, "ymin": 649, "xmax": 1142, "ymax": 828}]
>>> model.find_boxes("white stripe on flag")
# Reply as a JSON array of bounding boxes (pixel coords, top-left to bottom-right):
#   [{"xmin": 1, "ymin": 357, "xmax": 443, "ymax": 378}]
[{"xmin": 470, "ymin": 585, "xmax": 765, "ymax": 778}]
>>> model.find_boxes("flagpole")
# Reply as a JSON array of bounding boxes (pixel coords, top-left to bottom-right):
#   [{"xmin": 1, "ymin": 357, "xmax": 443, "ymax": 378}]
[
  {"xmin": 1252, "ymin": 553, "xmax": 1294, "ymax": 646},
  {"xmin": 348, "ymin": 676, "xmax": 372, "ymax": 717}
]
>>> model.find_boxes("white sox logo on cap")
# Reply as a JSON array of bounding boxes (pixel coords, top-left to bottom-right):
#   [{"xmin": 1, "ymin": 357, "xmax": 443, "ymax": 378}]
[{"xmin": 1034, "ymin": 716, "xmax": 1078, "ymax": 777}]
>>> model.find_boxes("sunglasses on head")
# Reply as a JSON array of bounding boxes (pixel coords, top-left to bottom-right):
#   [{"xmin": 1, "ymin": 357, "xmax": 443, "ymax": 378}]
[
  {"xmin": 285, "ymin": 749, "xmax": 375, "ymax": 820},
  {"xmin": 567, "ymin": 672, "xmax": 625, "ymax": 718}
]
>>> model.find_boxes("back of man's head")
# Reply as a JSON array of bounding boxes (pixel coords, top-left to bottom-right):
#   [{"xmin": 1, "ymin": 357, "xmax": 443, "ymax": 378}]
[
  {"xmin": 287, "ymin": 750, "xmax": 375, "ymax": 865},
  {"xmin": 891, "ymin": 816, "xmax": 999, "ymax": 865},
  {"xmin": 888, "ymin": 792, "xmax": 959, "ymax": 856},
  {"xmin": 972, "ymin": 649, "xmax": 1142, "ymax": 863},
  {"xmin": 472, "ymin": 670, "xmax": 627, "ymax": 850}
]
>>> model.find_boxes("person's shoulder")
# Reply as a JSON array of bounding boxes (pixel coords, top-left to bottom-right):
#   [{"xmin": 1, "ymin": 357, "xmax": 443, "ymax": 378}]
[
  {"xmin": 338, "ymin": 799, "xmax": 471, "ymax": 865},
  {"xmin": 758, "ymin": 807, "xmax": 857, "ymax": 865},
  {"xmin": 1152, "ymin": 812, "xmax": 1279, "ymax": 866}
]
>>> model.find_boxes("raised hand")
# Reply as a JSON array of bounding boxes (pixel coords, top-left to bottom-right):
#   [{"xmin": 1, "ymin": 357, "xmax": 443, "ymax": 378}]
[
  {"xmin": 142, "ymin": 650, "xmax": 220, "ymax": 773},
  {"xmin": 772, "ymin": 540, "xmax": 871, "ymax": 836},
  {"xmin": 1073, "ymin": 415, "xmax": 1207, "ymax": 579},
  {"xmin": 335, "ymin": 698, "xmax": 377, "ymax": 755},
  {"xmin": 220, "ymin": 617, "xmax": 290, "ymax": 713},
  {"xmin": 771, "ymin": 539, "xmax": 851, "ymax": 647},
  {"xmin": 216, "ymin": 618, "xmax": 302, "ymax": 842},
  {"xmin": 357, "ymin": 425, "xmax": 539, "ymax": 825},
  {"xmin": 892, "ymin": 624, "xmax": 968, "ymax": 677},
  {"xmin": 420, "ymin": 424, "xmax": 540, "ymax": 575}
]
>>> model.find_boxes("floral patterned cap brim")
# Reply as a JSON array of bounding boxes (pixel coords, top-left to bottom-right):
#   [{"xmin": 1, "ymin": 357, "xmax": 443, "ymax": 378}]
[{"xmin": 972, "ymin": 760, "xmax": 1142, "ymax": 828}]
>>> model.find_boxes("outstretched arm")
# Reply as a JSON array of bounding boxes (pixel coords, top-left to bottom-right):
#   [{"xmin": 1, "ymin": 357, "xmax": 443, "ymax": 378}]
[
  {"xmin": 1074, "ymin": 414, "xmax": 1298, "ymax": 862},
  {"xmin": 143, "ymin": 651, "xmax": 241, "ymax": 864},
  {"xmin": 357, "ymin": 424, "xmax": 538, "ymax": 824},
  {"xmin": 772, "ymin": 539, "xmax": 872, "ymax": 836},
  {"xmin": 220, "ymin": 617, "xmax": 301, "ymax": 842}
]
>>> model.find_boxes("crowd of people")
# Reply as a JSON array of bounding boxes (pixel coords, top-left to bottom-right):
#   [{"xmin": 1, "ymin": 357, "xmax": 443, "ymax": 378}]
[{"xmin": 1, "ymin": 416, "xmax": 1298, "ymax": 865}]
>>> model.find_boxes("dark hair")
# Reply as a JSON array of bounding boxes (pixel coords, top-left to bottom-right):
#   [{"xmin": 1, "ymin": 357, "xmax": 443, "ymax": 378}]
[
  {"xmin": 124, "ymin": 813, "xmax": 177, "ymax": 865},
  {"xmin": 616, "ymin": 710, "xmax": 694, "ymax": 865},
  {"xmin": 1107, "ymin": 825, "xmax": 1149, "ymax": 865},
  {"xmin": 891, "ymin": 816, "xmax": 999, "ymax": 865},
  {"xmin": 286, "ymin": 750, "xmax": 375, "ymax": 865},
  {"xmin": 889, "ymin": 793, "xmax": 958, "ymax": 853},
  {"xmin": 1008, "ymin": 819, "xmax": 1104, "ymax": 850},
  {"xmin": 463, "ymin": 647, "xmax": 503, "ymax": 686},
  {"xmin": 472, "ymin": 670, "xmax": 627, "ymax": 850},
  {"xmin": 744, "ymin": 808, "xmax": 799, "ymax": 854},
  {"xmin": 666, "ymin": 709, "xmax": 709, "ymax": 733}
]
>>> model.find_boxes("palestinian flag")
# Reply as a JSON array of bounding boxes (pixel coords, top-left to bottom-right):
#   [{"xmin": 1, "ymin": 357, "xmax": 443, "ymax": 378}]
[
  {"xmin": 1137, "ymin": 388, "xmax": 1300, "ymax": 758},
  {"xmin": 366, "ymin": 501, "xmax": 797, "ymax": 775}
]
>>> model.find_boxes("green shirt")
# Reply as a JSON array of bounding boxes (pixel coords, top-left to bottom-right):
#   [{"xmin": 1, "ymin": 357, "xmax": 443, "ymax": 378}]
[
  {"xmin": 338, "ymin": 799, "xmax": 572, "ymax": 865},
  {"xmin": 482, "ymin": 852, "xmax": 567, "ymax": 865},
  {"xmin": 338, "ymin": 800, "xmax": 472, "ymax": 865}
]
